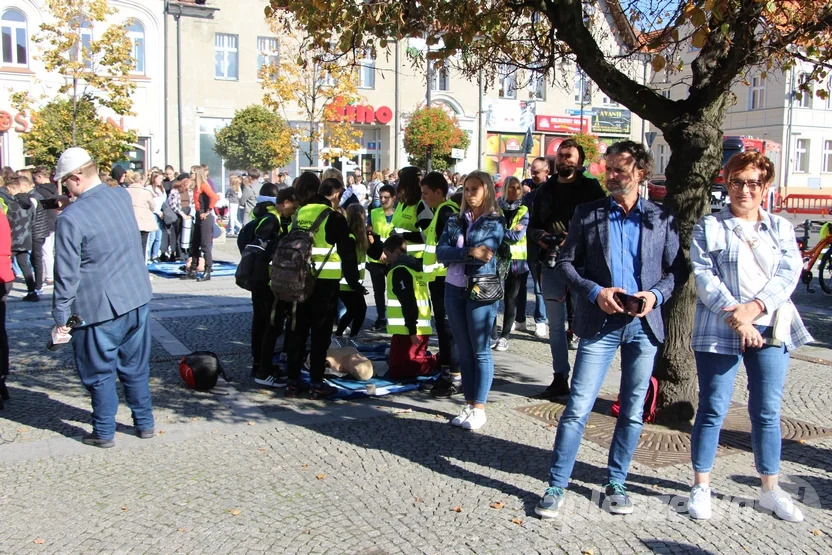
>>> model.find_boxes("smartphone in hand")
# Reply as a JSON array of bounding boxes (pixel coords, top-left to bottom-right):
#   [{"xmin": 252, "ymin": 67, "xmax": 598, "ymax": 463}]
[{"xmin": 614, "ymin": 292, "xmax": 646, "ymax": 315}]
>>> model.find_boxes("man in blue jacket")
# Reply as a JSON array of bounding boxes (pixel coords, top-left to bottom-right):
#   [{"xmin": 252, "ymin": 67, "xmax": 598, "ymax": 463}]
[
  {"xmin": 535, "ymin": 141, "xmax": 686, "ymax": 519},
  {"xmin": 51, "ymin": 148, "xmax": 155, "ymax": 448}
]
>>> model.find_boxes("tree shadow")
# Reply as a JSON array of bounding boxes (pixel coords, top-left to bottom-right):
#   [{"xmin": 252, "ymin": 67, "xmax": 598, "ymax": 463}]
[{"xmin": 639, "ymin": 540, "xmax": 717, "ymax": 555}]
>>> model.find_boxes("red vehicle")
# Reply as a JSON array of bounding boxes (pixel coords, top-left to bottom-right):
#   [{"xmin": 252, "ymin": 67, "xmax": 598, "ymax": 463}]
[
  {"xmin": 647, "ymin": 176, "xmax": 667, "ymax": 202},
  {"xmin": 716, "ymin": 136, "xmax": 781, "ymax": 209}
]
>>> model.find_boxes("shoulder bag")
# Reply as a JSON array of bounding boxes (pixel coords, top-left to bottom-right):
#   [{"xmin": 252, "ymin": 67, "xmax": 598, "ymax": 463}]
[{"xmin": 461, "ymin": 214, "xmax": 503, "ymax": 302}]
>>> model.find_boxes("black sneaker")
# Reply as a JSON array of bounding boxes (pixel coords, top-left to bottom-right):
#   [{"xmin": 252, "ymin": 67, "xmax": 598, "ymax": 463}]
[
  {"xmin": 22, "ymin": 292, "xmax": 40, "ymax": 302},
  {"xmin": 250, "ymin": 363, "xmax": 261, "ymax": 378},
  {"xmin": 285, "ymin": 379, "xmax": 310, "ymax": 398},
  {"xmin": 371, "ymin": 318, "xmax": 386, "ymax": 331},
  {"xmin": 430, "ymin": 379, "xmax": 462, "ymax": 398},
  {"xmin": 254, "ymin": 374, "xmax": 288, "ymax": 389},
  {"xmin": 534, "ymin": 374, "xmax": 570, "ymax": 399},
  {"xmin": 136, "ymin": 428, "xmax": 155, "ymax": 439},
  {"xmin": 0, "ymin": 379, "xmax": 8, "ymax": 401},
  {"xmin": 82, "ymin": 433, "xmax": 115, "ymax": 448},
  {"xmin": 603, "ymin": 481, "xmax": 633, "ymax": 515},
  {"xmin": 309, "ymin": 382, "xmax": 338, "ymax": 400}
]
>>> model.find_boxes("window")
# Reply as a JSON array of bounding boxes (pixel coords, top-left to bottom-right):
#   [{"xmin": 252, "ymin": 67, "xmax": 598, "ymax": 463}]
[
  {"xmin": 1, "ymin": 9, "xmax": 27, "ymax": 67},
  {"xmin": 798, "ymin": 73, "xmax": 813, "ymax": 108},
  {"xmin": 356, "ymin": 49, "xmax": 375, "ymax": 89},
  {"xmin": 823, "ymin": 140, "xmax": 832, "ymax": 173},
  {"xmin": 795, "ymin": 138, "xmax": 810, "ymax": 173},
  {"xmin": 574, "ymin": 68, "xmax": 590, "ymax": 104},
  {"xmin": 528, "ymin": 70, "xmax": 546, "ymax": 101},
  {"xmin": 657, "ymin": 144, "xmax": 669, "ymax": 174},
  {"xmin": 827, "ymin": 77, "xmax": 832, "ymax": 110},
  {"xmin": 661, "ymin": 89, "xmax": 671, "ymax": 99},
  {"xmin": 498, "ymin": 65, "xmax": 516, "ymax": 99},
  {"xmin": 127, "ymin": 21, "xmax": 145, "ymax": 74},
  {"xmin": 430, "ymin": 63, "xmax": 449, "ymax": 91},
  {"xmin": 601, "ymin": 93, "xmax": 619, "ymax": 107},
  {"xmin": 748, "ymin": 76, "xmax": 765, "ymax": 110},
  {"xmin": 70, "ymin": 19, "xmax": 94, "ymax": 69},
  {"xmin": 214, "ymin": 33, "xmax": 238, "ymax": 80},
  {"xmin": 256, "ymin": 36, "xmax": 278, "ymax": 77}
]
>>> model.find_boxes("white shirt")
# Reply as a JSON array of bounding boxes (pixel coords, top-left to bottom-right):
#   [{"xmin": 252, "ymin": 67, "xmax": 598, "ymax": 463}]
[{"xmin": 735, "ymin": 219, "xmax": 775, "ymax": 326}]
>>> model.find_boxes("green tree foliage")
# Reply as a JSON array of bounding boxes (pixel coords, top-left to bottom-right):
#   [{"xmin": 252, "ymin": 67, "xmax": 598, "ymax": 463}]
[
  {"xmin": 404, "ymin": 106, "xmax": 470, "ymax": 171},
  {"xmin": 22, "ymin": 96, "xmax": 137, "ymax": 168},
  {"xmin": 214, "ymin": 105, "xmax": 295, "ymax": 172}
]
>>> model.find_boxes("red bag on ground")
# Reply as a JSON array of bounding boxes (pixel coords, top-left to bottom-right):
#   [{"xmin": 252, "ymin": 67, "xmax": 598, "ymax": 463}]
[{"xmin": 610, "ymin": 376, "xmax": 659, "ymax": 423}]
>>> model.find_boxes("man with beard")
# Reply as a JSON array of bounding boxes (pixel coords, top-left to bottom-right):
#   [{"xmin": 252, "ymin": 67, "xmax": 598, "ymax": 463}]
[
  {"xmin": 535, "ymin": 140, "xmax": 684, "ymax": 518},
  {"xmin": 527, "ymin": 139, "xmax": 606, "ymax": 399},
  {"xmin": 515, "ymin": 157, "xmax": 550, "ymax": 338}
]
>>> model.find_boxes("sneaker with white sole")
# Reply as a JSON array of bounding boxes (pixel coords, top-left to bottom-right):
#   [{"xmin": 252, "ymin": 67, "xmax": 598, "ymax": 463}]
[
  {"xmin": 509, "ymin": 322, "xmax": 516, "ymax": 333},
  {"xmin": 535, "ymin": 486, "xmax": 566, "ymax": 519},
  {"xmin": 494, "ymin": 337, "xmax": 509, "ymax": 351},
  {"xmin": 462, "ymin": 408, "xmax": 487, "ymax": 430},
  {"xmin": 759, "ymin": 486, "xmax": 804, "ymax": 522},
  {"xmin": 517, "ymin": 321, "xmax": 535, "ymax": 332},
  {"xmin": 688, "ymin": 484, "xmax": 712, "ymax": 520},
  {"xmin": 534, "ymin": 323, "xmax": 549, "ymax": 339},
  {"xmin": 451, "ymin": 405, "xmax": 473, "ymax": 426},
  {"xmin": 331, "ymin": 335, "xmax": 346, "ymax": 348},
  {"xmin": 254, "ymin": 375, "xmax": 288, "ymax": 388}
]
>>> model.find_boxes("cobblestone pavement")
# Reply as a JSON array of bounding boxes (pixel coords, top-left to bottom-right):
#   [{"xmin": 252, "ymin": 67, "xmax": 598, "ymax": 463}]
[{"xmin": 1, "ymin": 241, "xmax": 832, "ymax": 554}]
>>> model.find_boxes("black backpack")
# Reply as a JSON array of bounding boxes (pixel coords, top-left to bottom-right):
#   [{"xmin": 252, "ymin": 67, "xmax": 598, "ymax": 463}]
[
  {"xmin": 270, "ymin": 208, "xmax": 334, "ymax": 303},
  {"xmin": 179, "ymin": 351, "xmax": 229, "ymax": 390},
  {"xmin": 235, "ymin": 215, "xmax": 278, "ymax": 291}
]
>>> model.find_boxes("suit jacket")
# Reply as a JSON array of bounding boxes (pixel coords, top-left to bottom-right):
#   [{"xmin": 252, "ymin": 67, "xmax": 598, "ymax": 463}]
[
  {"xmin": 52, "ymin": 184, "xmax": 153, "ymax": 327},
  {"xmin": 555, "ymin": 197, "xmax": 686, "ymax": 342}
]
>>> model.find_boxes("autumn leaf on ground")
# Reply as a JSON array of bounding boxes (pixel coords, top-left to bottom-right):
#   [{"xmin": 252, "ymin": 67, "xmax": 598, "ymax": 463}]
[
  {"xmin": 302, "ymin": 463, "xmax": 310, "ymax": 469},
  {"xmin": 258, "ymin": 448, "xmax": 267, "ymax": 452},
  {"xmin": 121, "ymin": 506, "xmax": 128, "ymax": 511},
  {"xmin": 490, "ymin": 501, "xmax": 505, "ymax": 509},
  {"xmin": 157, "ymin": 430, "xmax": 166, "ymax": 435},
  {"xmin": 177, "ymin": 528, "xmax": 187, "ymax": 533},
  {"xmin": 511, "ymin": 518, "xmax": 523, "ymax": 525},
  {"xmin": 33, "ymin": 538, "xmax": 45, "ymax": 544},
  {"xmin": 415, "ymin": 497, "xmax": 423, "ymax": 503},
  {"xmin": 247, "ymin": 421, "xmax": 255, "ymax": 426},
  {"xmin": 229, "ymin": 509, "xmax": 242, "ymax": 516},
  {"xmin": 451, "ymin": 505, "xmax": 462, "ymax": 513},
  {"xmin": 316, "ymin": 474, "xmax": 326, "ymax": 480},
  {"xmin": 581, "ymin": 549, "xmax": 594, "ymax": 555},
  {"xmin": 811, "ymin": 529, "xmax": 823, "ymax": 536}
]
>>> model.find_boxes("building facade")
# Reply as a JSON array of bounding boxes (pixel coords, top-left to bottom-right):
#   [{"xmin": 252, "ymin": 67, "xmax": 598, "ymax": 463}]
[
  {"xmin": 0, "ymin": 0, "xmax": 165, "ymax": 170},
  {"xmin": 649, "ymin": 46, "xmax": 832, "ymax": 196}
]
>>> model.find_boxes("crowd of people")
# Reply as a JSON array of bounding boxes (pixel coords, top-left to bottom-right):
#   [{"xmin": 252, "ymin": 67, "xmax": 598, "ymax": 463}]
[{"xmin": 0, "ymin": 138, "xmax": 812, "ymax": 525}]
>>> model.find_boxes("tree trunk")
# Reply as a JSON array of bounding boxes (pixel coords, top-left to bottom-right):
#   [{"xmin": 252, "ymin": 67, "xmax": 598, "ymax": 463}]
[
  {"xmin": 652, "ymin": 96, "xmax": 727, "ymax": 427},
  {"xmin": 71, "ymin": 78, "xmax": 78, "ymax": 146}
]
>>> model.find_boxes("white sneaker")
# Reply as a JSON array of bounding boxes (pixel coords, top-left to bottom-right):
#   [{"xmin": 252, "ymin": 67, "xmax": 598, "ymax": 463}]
[
  {"xmin": 462, "ymin": 408, "xmax": 487, "ymax": 430},
  {"xmin": 759, "ymin": 486, "xmax": 804, "ymax": 522},
  {"xmin": 494, "ymin": 337, "xmax": 509, "ymax": 351},
  {"xmin": 688, "ymin": 484, "xmax": 712, "ymax": 520},
  {"xmin": 451, "ymin": 405, "xmax": 473, "ymax": 426},
  {"xmin": 517, "ymin": 321, "xmax": 535, "ymax": 332},
  {"xmin": 534, "ymin": 323, "xmax": 549, "ymax": 339},
  {"xmin": 509, "ymin": 322, "xmax": 516, "ymax": 333}
]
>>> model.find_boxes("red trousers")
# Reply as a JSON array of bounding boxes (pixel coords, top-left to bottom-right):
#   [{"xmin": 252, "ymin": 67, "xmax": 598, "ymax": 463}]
[{"xmin": 387, "ymin": 334, "xmax": 437, "ymax": 379}]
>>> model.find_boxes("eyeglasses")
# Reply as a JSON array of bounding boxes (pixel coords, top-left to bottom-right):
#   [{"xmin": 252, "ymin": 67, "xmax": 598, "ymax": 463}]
[{"xmin": 728, "ymin": 179, "xmax": 764, "ymax": 191}]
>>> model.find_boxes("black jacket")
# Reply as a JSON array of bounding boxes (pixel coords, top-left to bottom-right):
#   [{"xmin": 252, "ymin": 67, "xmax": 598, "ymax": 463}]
[
  {"xmin": 0, "ymin": 189, "xmax": 34, "ymax": 251},
  {"xmin": 29, "ymin": 190, "xmax": 50, "ymax": 241},
  {"xmin": 390, "ymin": 254, "xmax": 423, "ymax": 335},
  {"xmin": 528, "ymin": 174, "xmax": 606, "ymax": 245},
  {"xmin": 36, "ymin": 181, "xmax": 59, "ymax": 234},
  {"xmin": 307, "ymin": 195, "xmax": 361, "ymax": 291}
]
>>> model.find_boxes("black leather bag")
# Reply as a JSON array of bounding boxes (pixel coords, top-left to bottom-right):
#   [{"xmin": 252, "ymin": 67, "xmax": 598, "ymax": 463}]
[{"xmin": 467, "ymin": 274, "xmax": 503, "ymax": 302}]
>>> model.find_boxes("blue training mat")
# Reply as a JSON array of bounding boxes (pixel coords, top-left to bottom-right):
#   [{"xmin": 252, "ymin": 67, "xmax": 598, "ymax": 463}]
[{"xmin": 147, "ymin": 260, "xmax": 238, "ymax": 277}]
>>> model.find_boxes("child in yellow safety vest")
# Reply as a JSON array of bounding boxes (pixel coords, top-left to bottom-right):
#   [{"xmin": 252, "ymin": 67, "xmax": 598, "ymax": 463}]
[
  {"xmin": 382, "ymin": 235, "xmax": 437, "ymax": 379},
  {"xmin": 334, "ymin": 204, "xmax": 369, "ymax": 345}
]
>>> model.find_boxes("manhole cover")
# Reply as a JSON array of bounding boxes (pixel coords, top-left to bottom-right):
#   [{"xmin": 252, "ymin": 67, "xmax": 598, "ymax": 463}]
[{"xmin": 517, "ymin": 398, "xmax": 832, "ymax": 468}]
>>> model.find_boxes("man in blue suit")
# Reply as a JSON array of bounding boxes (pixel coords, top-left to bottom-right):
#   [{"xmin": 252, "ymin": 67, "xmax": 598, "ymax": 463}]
[
  {"xmin": 535, "ymin": 141, "xmax": 686, "ymax": 518},
  {"xmin": 51, "ymin": 148, "xmax": 155, "ymax": 448}
]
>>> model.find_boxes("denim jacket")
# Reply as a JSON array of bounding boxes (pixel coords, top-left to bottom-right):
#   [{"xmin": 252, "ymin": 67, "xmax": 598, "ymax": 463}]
[{"xmin": 436, "ymin": 211, "xmax": 505, "ymax": 278}]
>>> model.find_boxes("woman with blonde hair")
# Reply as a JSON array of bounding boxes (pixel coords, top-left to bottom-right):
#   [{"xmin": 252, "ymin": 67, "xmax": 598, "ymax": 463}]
[
  {"xmin": 146, "ymin": 171, "xmax": 167, "ymax": 262},
  {"xmin": 226, "ymin": 174, "xmax": 243, "ymax": 236},
  {"xmin": 334, "ymin": 203, "xmax": 370, "ymax": 345},
  {"xmin": 125, "ymin": 170, "xmax": 157, "ymax": 257},
  {"xmin": 436, "ymin": 171, "xmax": 505, "ymax": 430}
]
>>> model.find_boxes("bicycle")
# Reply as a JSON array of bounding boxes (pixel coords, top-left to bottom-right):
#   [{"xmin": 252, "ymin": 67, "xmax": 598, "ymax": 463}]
[{"xmin": 797, "ymin": 222, "xmax": 832, "ymax": 294}]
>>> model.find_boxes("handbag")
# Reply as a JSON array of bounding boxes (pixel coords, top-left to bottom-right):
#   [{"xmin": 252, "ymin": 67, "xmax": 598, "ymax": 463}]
[{"xmin": 460, "ymin": 215, "xmax": 503, "ymax": 302}]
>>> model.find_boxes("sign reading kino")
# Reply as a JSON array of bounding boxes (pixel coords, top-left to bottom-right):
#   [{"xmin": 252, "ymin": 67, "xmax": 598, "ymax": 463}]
[{"xmin": 328, "ymin": 104, "xmax": 393, "ymax": 125}]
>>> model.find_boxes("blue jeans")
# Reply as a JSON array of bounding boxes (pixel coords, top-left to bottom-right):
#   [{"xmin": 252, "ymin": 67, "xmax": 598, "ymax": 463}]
[
  {"xmin": 71, "ymin": 304, "xmax": 154, "ymax": 439},
  {"xmin": 545, "ymin": 299, "xmax": 570, "ymax": 377},
  {"xmin": 445, "ymin": 284, "xmax": 498, "ymax": 404},
  {"xmin": 691, "ymin": 345, "xmax": 789, "ymax": 476},
  {"xmin": 548, "ymin": 315, "xmax": 659, "ymax": 488}
]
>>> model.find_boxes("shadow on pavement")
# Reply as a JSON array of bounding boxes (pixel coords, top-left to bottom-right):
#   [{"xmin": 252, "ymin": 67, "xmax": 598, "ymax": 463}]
[{"xmin": 640, "ymin": 540, "xmax": 717, "ymax": 554}]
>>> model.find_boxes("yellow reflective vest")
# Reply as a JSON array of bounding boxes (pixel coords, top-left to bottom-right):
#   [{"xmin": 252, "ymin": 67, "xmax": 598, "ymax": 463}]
[
  {"xmin": 289, "ymin": 204, "xmax": 341, "ymax": 280},
  {"xmin": 423, "ymin": 199, "xmax": 460, "ymax": 282},
  {"xmin": 391, "ymin": 202, "xmax": 425, "ymax": 258},
  {"xmin": 386, "ymin": 265, "xmax": 432, "ymax": 336},
  {"xmin": 503, "ymin": 205, "xmax": 529, "ymax": 260},
  {"xmin": 368, "ymin": 207, "xmax": 394, "ymax": 264}
]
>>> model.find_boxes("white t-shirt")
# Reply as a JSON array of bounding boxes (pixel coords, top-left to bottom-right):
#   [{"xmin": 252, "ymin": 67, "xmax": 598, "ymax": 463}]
[{"xmin": 735, "ymin": 219, "xmax": 775, "ymax": 326}]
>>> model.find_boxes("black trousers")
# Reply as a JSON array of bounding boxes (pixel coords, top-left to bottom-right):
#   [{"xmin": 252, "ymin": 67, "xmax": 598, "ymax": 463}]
[
  {"xmin": 0, "ymin": 281, "xmax": 11, "ymax": 379},
  {"xmin": 492, "ymin": 271, "xmax": 527, "ymax": 339},
  {"xmin": 161, "ymin": 221, "xmax": 182, "ymax": 260},
  {"xmin": 13, "ymin": 251, "xmax": 35, "ymax": 293},
  {"xmin": 285, "ymin": 279, "xmax": 339, "ymax": 383},
  {"xmin": 140, "ymin": 231, "xmax": 149, "ymax": 257},
  {"xmin": 189, "ymin": 213, "xmax": 214, "ymax": 268},
  {"xmin": 367, "ymin": 262, "xmax": 387, "ymax": 321},
  {"xmin": 251, "ymin": 285, "xmax": 287, "ymax": 377},
  {"xmin": 428, "ymin": 277, "xmax": 453, "ymax": 368},
  {"xmin": 335, "ymin": 289, "xmax": 367, "ymax": 337},
  {"xmin": 31, "ymin": 237, "xmax": 44, "ymax": 290}
]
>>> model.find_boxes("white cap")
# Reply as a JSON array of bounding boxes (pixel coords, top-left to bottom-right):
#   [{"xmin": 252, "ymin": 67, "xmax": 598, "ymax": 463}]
[{"xmin": 54, "ymin": 147, "xmax": 92, "ymax": 183}]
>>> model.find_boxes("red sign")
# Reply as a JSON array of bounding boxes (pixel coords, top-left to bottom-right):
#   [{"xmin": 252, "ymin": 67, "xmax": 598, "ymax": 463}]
[
  {"xmin": 328, "ymin": 104, "xmax": 393, "ymax": 125},
  {"xmin": 535, "ymin": 115, "xmax": 587, "ymax": 134}
]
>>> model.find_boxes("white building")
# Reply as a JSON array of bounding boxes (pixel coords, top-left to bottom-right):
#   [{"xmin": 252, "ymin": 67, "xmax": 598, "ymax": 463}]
[{"xmin": 0, "ymin": 0, "xmax": 165, "ymax": 170}]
